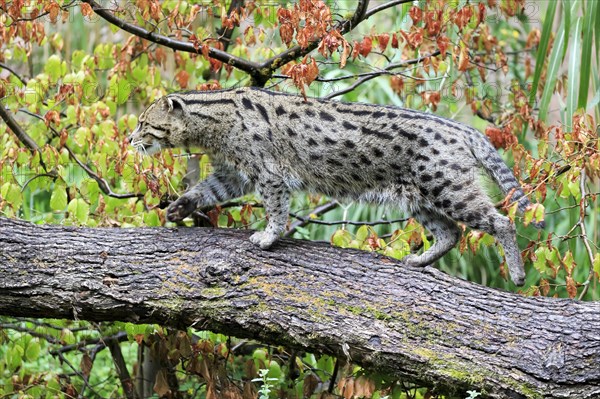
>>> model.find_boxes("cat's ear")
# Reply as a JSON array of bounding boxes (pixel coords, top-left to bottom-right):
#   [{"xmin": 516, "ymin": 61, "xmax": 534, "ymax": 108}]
[{"xmin": 165, "ymin": 97, "xmax": 184, "ymax": 113}]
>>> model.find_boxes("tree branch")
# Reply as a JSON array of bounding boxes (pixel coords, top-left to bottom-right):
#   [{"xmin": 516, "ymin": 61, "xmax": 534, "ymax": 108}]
[
  {"xmin": 1, "ymin": 217, "xmax": 599, "ymax": 399},
  {"xmin": 258, "ymin": 0, "xmax": 372, "ymax": 85},
  {"xmin": 0, "ymin": 104, "xmax": 41, "ymax": 153},
  {"xmin": 81, "ymin": 0, "xmax": 261, "ymax": 76}
]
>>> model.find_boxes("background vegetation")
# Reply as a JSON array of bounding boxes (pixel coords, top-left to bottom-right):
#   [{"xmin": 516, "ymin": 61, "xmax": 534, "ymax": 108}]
[{"xmin": 0, "ymin": 0, "xmax": 598, "ymax": 397}]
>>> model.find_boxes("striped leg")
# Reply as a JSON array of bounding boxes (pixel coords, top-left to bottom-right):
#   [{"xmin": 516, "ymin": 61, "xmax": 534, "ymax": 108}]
[
  {"xmin": 249, "ymin": 177, "xmax": 290, "ymax": 249},
  {"xmin": 167, "ymin": 164, "xmax": 253, "ymax": 222}
]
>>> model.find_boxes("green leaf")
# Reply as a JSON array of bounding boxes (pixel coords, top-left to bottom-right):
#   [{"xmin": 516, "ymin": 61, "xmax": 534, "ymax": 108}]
[
  {"xmin": 25, "ymin": 339, "xmax": 41, "ymax": 362},
  {"xmin": 533, "ymin": 247, "xmax": 551, "ymax": 276},
  {"xmin": 566, "ymin": 17, "xmax": 582, "ymax": 132},
  {"xmin": 50, "ymin": 187, "xmax": 68, "ymax": 211},
  {"xmin": 60, "ymin": 328, "xmax": 76, "ymax": 345},
  {"xmin": 45, "ymin": 54, "xmax": 63, "ymax": 83},
  {"xmin": 143, "ymin": 210, "xmax": 161, "ymax": 227},
  {"xmin": 109, "ymin": 75, "xmax": 133, "ymax": 105},
  {"xmin": 577, "ymin": 0, "xmax": 598, "ymax": 109},
  {"xmin": 593, "ymin": 253, "xmax": 600, "ymax": 279},
  {"xmin": 528, "ymin": 1, "xmax": 557, "ymax": 107},
  {"xmin": 355, "ymin": 225, "xmax": 369, "ymax": 242},
  {"xmin": 538, "ymin": 18, "xmax": 567, "ymax": 121},
  {"xmin": 67, "ymin": 198, "xmax": 90, "ymax": 224},
  {"xmin": 1, "ymin": 182, "xmax": 23, "ymax": 210},
  {"xmin": 7, "ymin": 346, "xmax": 22, "ymax": 372},
  {"xmin": 331, "ymin": 229, "xmax": 352, "ymax": 248}
]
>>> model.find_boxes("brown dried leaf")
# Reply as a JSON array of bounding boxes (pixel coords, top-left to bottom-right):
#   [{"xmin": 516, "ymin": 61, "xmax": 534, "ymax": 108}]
[
  {"xmin": 175, "ymin": 70, "xmax": 190, "ymax": 89},
  {"xmin": 44, "ymin": 2, "xmax": 60, "ymax": 23},
  {"xmin": 457, "ymin": 45, "xmax": 470, "ymax": 72},
  {"xmin": 378, "ymin": 33, "xmax": 390, "ymax": 52},
  {"xmin": 391, "ymin": 33, "xmax": 399, "ymax": 48},
  {"xmin": 354, "ymin": 375, "xmax": 375, "ymax": 398},
  {"xmin": 80, "ymin": 352, "xmax": 93, "ymax": 378},
  {"xmin": 153, "ymin": 369, "xmax": 171, "ymax": 397},
  {"xmin": 409, "ymin": 6, "xmax": 423, "ymax": 25},
  {"xmin": 436, "ymin": 35, "xmax": 450, "ymax": 58},
  {"xmin": 303, "ymin": 373, "xmax": 320, "ymax": 397},
  {"xmin": 80, "ymin": 3, "xmax": 93, "ymax": 17},
  {"xmin": 358, "ymin": 36, "xmax": 372, "ymax": 57},
  {"xmin": 566, "ymin": 276, "xmax": 577, "ymax": 299}
]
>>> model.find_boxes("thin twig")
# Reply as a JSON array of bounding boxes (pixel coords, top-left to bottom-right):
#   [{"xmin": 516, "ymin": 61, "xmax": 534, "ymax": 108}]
[
  {"xmin": 289, "ymin": 211, "xmax": 409, "ymax": 227},
  {"xmin": 363, "ymin": 0, "xmax": 412, "ymax": 19},
  {"xmin": 0, "ymin": 62, "xmax": 29, "ymax": 84},
  {"xmin": 284, "ymin": 201, "xmax": 339, "ymax": 237},
  {"xmin": 18, "ymin": 108, "xmax": 142, "ymax": 199},
  {"xmin": 325, "ymin": 50, "xmax": 442, "ymax": 99},
  {"xmin": 577, "ymin": 170, "xmax": 595, "ymax": 300},
  {"xmin": 464, "ymin": 70, "xmax": 496, "ymax": 123}
]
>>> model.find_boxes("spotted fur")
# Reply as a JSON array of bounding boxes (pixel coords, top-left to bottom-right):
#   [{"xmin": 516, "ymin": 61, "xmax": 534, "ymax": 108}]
[{"xmin": 128, "ymin": 87, "xmax": 544, "ymax": 285}]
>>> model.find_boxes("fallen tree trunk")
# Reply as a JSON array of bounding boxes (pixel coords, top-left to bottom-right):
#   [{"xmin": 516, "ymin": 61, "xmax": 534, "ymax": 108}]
[{"xmin": 0, "ymin": 217, "xmax": 598, "ymax": 398}]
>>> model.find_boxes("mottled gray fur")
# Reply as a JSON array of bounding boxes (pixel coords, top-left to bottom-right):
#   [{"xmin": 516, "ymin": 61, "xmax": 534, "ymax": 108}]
[{"xmin": 128, "ymin": 87, "xmax": 544, "ymax": 285}]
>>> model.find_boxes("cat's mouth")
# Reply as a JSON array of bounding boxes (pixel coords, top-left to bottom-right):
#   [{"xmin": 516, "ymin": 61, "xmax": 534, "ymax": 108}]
[{"xmin": 129, "ymin": 137, "xmax": 161, "ymax": 155}]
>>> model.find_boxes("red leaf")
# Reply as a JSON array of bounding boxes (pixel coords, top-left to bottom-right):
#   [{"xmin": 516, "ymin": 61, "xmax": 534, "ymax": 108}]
[
  {"xmin": 409, "ymin": 6, "xmax": 423, "ymax": 24},
  {"xmin": 175, "ymin": 70, "xmax": 190, "ymax": 89},
  {"xmin": 377, "ymin": 33, "xmax": 389, "ymax": 52}
]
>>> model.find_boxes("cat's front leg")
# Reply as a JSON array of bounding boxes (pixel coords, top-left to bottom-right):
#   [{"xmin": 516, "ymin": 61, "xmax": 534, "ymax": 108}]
[
  {"xmin": 249, "ymin": 178, "xmax": 290, "ymax": 249},
  {"xmin": 167, "ymin": 166, "xmax": 252, "ymax": 222}
]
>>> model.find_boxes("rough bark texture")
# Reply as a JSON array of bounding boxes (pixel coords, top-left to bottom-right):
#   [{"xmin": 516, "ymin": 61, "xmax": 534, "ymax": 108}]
[{"xmin": 0, "ymin": 217, "xmax": 598, "ymax": 398}]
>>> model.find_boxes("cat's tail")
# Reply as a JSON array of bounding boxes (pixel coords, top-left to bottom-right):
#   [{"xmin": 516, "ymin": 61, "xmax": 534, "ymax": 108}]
[{"xmin": 469, "ymin": 131, "xmax": 545, "ymax": 229}]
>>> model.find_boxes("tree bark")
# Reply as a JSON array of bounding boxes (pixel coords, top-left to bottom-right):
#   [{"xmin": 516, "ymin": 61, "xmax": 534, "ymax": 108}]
[{"xmin": 0, "ymin": 217, "xmax": 598, "ymax": 399}]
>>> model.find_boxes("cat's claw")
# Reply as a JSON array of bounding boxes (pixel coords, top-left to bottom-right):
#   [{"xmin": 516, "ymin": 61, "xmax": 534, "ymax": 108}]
[
  {"xmin": 249, "ymin": 231, "xmax": 279, "ymax": 249},
  {"xmin": 167, "ymin": 196, "xmax": 196, "ymax": 222}
]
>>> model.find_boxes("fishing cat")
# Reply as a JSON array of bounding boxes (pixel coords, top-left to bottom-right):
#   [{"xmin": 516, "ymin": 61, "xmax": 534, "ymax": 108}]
[{"xmin": 128, "ymin": 87, "xmax": 544, "ymax": 285}]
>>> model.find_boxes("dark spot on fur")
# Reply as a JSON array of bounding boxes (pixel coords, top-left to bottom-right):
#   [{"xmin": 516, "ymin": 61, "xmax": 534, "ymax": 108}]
[
  {"xmin": 372, "ymin": 147, "xmax": 384, "ymax": 157},
  {"xmin": 242, "ymin": 97, "xmax": 255, "ymax": 110},
  {"xmin": 431, "ymin": 185, "xmax": 444, "ymax": 196},
  {"xmin": 399, "ymin": 129, "xmax": 417, "ymax": 140},
  {"xmin": 320, "ymin": 111, "xmax": 336, "ymax": 122},
  {"xmin": 275, "ymin": 105, "xmax": 286, "ymax": 116},
  {"xmin": 362, "ymin": 126, "xmax": 393, "ymax": 140},
  {"xmin": 286, "ymin": 127, "xmax": 297, "ymax": 137},
  {"xmin": 343, "ymin": 121, "xmax": 357, "ymax": 130},
  {"xmin": 360, "ymin": 155, "xmax": 372, "ymax": 165},
  {"xmin": 327, "ymin": 159, "xmax": 343, "ymax": 167}
]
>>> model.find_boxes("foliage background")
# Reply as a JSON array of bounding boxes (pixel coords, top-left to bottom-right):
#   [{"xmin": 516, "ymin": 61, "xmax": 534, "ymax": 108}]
[{"xmin": 0, "ymin": 0, "xmax": 599, "ymax": 398}]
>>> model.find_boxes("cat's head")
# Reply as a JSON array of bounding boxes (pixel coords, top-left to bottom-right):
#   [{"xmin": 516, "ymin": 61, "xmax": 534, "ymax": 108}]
[{"xmin": 128, "ymin": 96, "xmax": 187, "ymax": 155}]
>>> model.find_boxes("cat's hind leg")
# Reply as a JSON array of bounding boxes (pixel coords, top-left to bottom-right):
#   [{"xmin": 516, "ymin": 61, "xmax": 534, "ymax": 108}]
[{"xmin": 403, "ymin": 210, "xmax": 462, "ymax": 267}]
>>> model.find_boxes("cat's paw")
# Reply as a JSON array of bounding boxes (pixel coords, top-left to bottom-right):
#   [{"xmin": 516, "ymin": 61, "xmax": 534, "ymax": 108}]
[
  {"xmin": 402, "ymin": 254, "xmax": 424, "ymax": 267},
  {"xmin": 167, "ymin": 196, "xmax": 196, "ymax": 222},
  {"xmin": 249, "ymin": 231, "xmax": 279, "ymax": 249}
]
